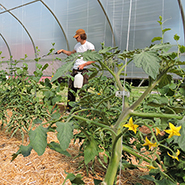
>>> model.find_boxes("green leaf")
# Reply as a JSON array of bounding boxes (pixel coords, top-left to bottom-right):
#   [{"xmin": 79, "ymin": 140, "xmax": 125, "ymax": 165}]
[
  {"xmin": 82, "ymin": 50, "xmax": 103, "ymax": 61},
  {"xmin": 162, "ymin": 28, "xmax": 171, "ymax": 34},
  {"xmin": 47, "ymin": 142, "xmax": 71, "ymax": 157},
  {"xmin": 89, "ymin": 69, "xmax": 99, "ymax": 80},
  {"xmin": 141, "ymin": 175, "xmax": 155, "ymax": 182},
  {"xmin": 151, "ymin": 37, "xmax": 162, "ymax": 42},
  {"xmin": 133, "ymin": 51, "xmax": 160, "ymax": 79},
  {"xmin": 174, "ymin": 118, "xmax": 185, "ymax": 152},
  {"xmin": 51, "ymin": 95, "xmax": 62, "ymax": 105},
  {"xmin": 150, "ymin": 43, "xmax": 172, "ymax": 52},
  {"xmin": 71, "ymin": 174, "xmax": 85, "ymax": 184},
  {"xmin": 19, "ymin": 144, "xmax": 33, "ymax": 157},
  {"xmin": 169, "ymin": 68, "xmax": 185, "ymax": 77},
  {"xmin": 148, "ymin": 95, "xmax": 168, "ymax": 106},
  {"xmin": 169, "ymin": 83, "xmax": 176, "ymax": 90},
  {"xmin": 62, "ymin": 172, "xmax": 76, "ymax": 185},
  {"xmin": 36, "ymin": 63, "xmax": 42, "ymax": 70},
  {"xmin": 51, "ymin": 61, "xmax": 74, "ymax": 82},
  {"xmin": 157, "ymin": 21, "xmax": 162, "ymax": 25},
  {"xmin": 176, "ymin": 61, "xmax": 185, "ymax": 65},
  {"xmin": 62, "ymin": 172, "xmax": 85, "ymax": 185},
  {"xmin": 33, "ymin": 118, "xmax": 43, "ymax": 125},
  {"xmin": 43, "ymin": 90, "xmax": 54, "ymax": 98},
  {"xmin": 11, "ymin": 143, "xmax": 33, "ymax": 161},
  {"xmin": 174, "ymin": 34, "xmax": 180, "ymax": 41},
  {"xmin": 56, "ymin": 122, "xmax": 73, "ymax": 151},
  {"xmin": 158, "ymin": 74, "xmax": 172, "ymax": 88},
  {"xmin": 155, "ymin": 178, "xmax": 176, "ymax": 185},
  {"xmin": 29, "ymin": 126, "xmax": 47, "ymax": 156},
  {"xmin": 42, "ymin": 63, "xmax": 49, "ymax": 71},
  {"xmin": 51, "ymin": 112, "xmax": 61, "ymax": 120},
  {"xmin": 84, "ymin": 137, "xmax": 98, "ymax": 165},
  {"xmin": 179, "ymin": 45, "xmax": 185, "ymax": 53},
  {"xmin": 99, "ymin": 46, "xmax": 118, "ymax": 54},
  {"xmin": 180, "ymin": 87, "xmax": 185, "ymax": 96},
  {"xmin": 94, "ymin": 179, "xmax": 102, "ymax": 185}
]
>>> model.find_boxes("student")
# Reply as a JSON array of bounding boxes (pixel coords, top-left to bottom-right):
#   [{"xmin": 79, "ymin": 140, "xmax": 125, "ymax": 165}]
[{"xmin": 57, "ymin": 29, "xmax": 95, "ymax": 110}]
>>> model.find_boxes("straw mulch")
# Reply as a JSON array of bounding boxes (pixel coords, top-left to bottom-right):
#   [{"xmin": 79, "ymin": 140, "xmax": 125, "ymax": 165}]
[{"xmin": 0, "ymin": 125, "xmax": 154, "ymax": 185}]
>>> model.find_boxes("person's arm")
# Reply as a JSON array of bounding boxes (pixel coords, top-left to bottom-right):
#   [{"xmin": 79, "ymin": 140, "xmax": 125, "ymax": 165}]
[
  {"xmin": 78, "ymin": 49, "xmax": 95, "ymax": 70},
  {"xmin": 57, "ymin": 49, "xmax": 76, "ymax": 56},
  {"xmin": 78, "ymin": 61, "xmax": 95, "ymax": 70}
]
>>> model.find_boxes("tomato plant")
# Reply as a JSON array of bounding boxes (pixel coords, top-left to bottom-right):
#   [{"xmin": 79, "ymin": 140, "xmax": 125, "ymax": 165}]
[{"xmin": 10, "ymin": 17, "xmax": 185, "ymax": 185}]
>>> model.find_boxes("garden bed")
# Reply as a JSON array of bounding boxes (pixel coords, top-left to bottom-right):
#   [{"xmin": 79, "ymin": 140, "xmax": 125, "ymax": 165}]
[{"xmin": 0, "ymin": 127, "xmax": 154, "ymax": 185}]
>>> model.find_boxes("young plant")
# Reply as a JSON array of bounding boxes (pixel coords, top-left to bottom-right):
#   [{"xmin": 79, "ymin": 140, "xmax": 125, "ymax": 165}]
[{"xmin": 0, "ymin": 47, "xmax": 63, "ymax": 141}]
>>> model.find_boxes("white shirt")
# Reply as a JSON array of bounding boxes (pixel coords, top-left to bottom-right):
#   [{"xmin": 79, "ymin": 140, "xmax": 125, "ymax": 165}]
[{"xmin": 73, "ymin": 41, "xmax": 95, "ymax": 69}]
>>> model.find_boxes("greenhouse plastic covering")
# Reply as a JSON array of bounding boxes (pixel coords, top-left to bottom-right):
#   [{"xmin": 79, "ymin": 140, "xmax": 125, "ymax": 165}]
[{"xmin": 0, "ymin": 0, "xmax": 185, "ymax": 78}]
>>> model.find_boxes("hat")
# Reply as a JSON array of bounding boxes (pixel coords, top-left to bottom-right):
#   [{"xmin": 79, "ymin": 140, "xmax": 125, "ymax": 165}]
[{"xmin": 73, "ymin": 29, "xmax": 86, "ymax": 38}]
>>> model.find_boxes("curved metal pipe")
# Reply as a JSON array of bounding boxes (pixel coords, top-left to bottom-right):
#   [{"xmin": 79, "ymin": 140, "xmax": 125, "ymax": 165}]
[
  {"xmin": 0, "ymin": 33, "xmax": 13, "ymax": 74},
  {"xmin": 39, "ymin": 0, "xmax": 70, "ymax": 50},
  {"xmin": 97, "ymin": 0, "xmax": 116, "ymax": 47},
  {"xmin": 0, "ymin": 3, "xmax": 38, "ymax": 58},
  {"xmin": 0, "ymin": 33, "xmax": 12, "ymax": 58},
  {"xmin": 0, "ymin": 0, "xmax": 70, "ymax": 51},
  {"xmin": 0, "ymin": 0, "xmax": 39, "ymax": 15},
  {"xmin": 177, "ymin": 0, "xmax": 185, "ymax": 44}
]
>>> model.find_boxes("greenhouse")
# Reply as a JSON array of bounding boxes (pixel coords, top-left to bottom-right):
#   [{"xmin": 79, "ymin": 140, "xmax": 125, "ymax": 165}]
[
  {"xmin": 0, "ymin": 0, "xmax": 185, "ymax": 185},
  {"xmin": 0, "ymin": 0, "xmax": 185, "ymax": 78}
]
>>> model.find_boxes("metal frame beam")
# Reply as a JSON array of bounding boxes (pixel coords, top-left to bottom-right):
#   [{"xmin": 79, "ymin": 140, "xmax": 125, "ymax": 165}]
[
  {"xmin": 0, "ymin": 0, "xmax": 70, "ymax": 52},
  {"xmin": 177, "ymin": 0, "xmax": 185, "ymax": 44},
  {"xmin": 0, "ymin": 3, "xmax": 37, "ymax": 58},
  {"xmin": 97, "ymin": 0, "xmax": 116, "ymax": 47},
  {"xmin": 39, "ymin": 0, "xmax": 70, "ymax": 50},
  {"xmin": 0, "ymin": 33, "xmax": 12, "ymax": 58},
  {"xmin": 0, "ymin": 33, "xmax": 13, "ymax": 74}
]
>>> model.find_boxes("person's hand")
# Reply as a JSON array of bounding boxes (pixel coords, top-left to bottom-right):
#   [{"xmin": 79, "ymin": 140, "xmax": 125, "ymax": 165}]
[
  {"xmin": 57, "ymin": 49, "xmax": 63, "ymax": 54},
  {"xmin": 78, "ymin": 64, "xmax": 85, "ymax": 70}
]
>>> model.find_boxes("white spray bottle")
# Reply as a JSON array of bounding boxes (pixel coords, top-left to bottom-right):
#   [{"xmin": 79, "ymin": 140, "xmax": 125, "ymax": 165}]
[{"xmin": 74, "ymin": 72, "xmax": 83, "ymax": 88}]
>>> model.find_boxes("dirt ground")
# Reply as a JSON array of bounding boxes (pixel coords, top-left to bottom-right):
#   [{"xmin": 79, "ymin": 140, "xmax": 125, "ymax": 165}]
[{"xmin": 0, "ymin": 126, "xmax": 156, "ymax": 185}]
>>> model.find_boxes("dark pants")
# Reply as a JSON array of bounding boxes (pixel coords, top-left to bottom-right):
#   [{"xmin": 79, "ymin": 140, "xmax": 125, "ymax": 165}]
[{"xmin": 67, "ymin": 69, "xmax": 89, "ymax": 110}]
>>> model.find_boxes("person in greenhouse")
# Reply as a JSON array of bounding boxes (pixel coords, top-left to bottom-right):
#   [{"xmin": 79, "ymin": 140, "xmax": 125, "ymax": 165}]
[{"xmin": 57, "ymin": 29, "xmax": 95, "ymax": 111}]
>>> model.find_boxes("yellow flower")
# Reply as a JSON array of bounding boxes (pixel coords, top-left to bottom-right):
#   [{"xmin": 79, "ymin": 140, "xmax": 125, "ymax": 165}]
[
  {"xmin": 52, "ymin": 75, "xmax": 54, "ymax": 77},
  {"xmin": 146, "ymin": 165, "xmax": 157, "ymax": 171},
  {"xmin": 123, "ymin": 117, "xmax": 139, "ymax": 134},
  {"xmin": 155, "ymin": 127, "xmax": 160, "ymax": 136},
  {"xmin": 97, "ymin": 93, "xmax": 101, "ymax": 95},
  {"xmin": 164, "ymin": 123, "xmax": 181, "ymax": 139},
  {"xmin": 167, "ymin": 149, "xmax": 180, "ymax": 161},
  {"xmin": 143, "ymin": 137, "xmax": 157, "ymax": 150}
]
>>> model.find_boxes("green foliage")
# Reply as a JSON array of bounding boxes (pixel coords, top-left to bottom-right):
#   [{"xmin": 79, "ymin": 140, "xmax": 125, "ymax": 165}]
[
  {"xmin": 84, "ymin": 137, "xmax": 98, "ymax": 165},
  {"xmin": 62, "ymin": 171, "xmax": 85, "ymax": 185},
  {"xmin": 4, "ymin": 16, "xmax": 185, "ymax": 185},
  {"xmin": 56, "ymin": 121, "xmax": 74, "ymax": 150},
  {"xmin": 133, "ymin": 51, "xmax": 160, "ymax": 79},
  {"xmin": 47, "ymin": 142, "xmax": 71, "ymax": 156},
  {"xmin": 51, "ymin": 61, "xmax": 74, "ymax": 82},
  {"xmin": 0, "ymin": 47, "xmax": 64, "ymax": 141},
  {"xmin": 11, "ymin": 144, "xmax": 33, "ymax": 161},
  {"xmin": 29, "ymin": 126, "xmax": 47, "ymax": 156}
]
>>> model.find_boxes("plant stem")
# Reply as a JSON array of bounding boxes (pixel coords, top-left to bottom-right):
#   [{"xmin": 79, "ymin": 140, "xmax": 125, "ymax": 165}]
[
  {"xmin": 122, "ymin": 144, "xmax": 152, "ymax": 164},
  {"xmin": 115, "ymin": 71, "xmax": 166, "ymax": 129},
  {"xmin": 103, "ymin": 133, "xmax": 122, "ymax": 185},
  {"xmin": 130, "ymin": 111, "xmax": 183, "ymax": 120},
  {"xmin": 72, "ymin": 115, "xmax": 117, "ymax": 136}
]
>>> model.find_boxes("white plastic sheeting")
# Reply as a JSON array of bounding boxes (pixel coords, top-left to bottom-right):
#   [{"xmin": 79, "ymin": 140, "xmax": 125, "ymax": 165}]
[{"xmin": 0, "ymin": 0, "xmax": 184, "ymax": 78}]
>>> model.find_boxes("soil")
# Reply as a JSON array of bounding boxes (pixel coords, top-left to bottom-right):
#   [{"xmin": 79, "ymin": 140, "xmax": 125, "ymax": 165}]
[{"xmin": 0, "ymin": 111, "xmax": 155, "ymax": 185}]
